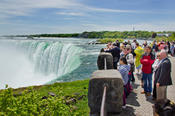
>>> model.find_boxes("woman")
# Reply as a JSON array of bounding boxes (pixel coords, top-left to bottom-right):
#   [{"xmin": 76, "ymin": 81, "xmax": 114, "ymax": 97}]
[
  {"xmin": 152, "ymin": 52, "xmax": 161, "ymax": 100},
  {"xmin": 125, "ymin": 45, "xmax": 135, "ymax": 82},
  {"xmin": 134, "ymin": 43, "xmax": 144, "ymax": 74},
  {"xmin": 118, "ymin": 57, "xmax": 130, "ymax": 109}
]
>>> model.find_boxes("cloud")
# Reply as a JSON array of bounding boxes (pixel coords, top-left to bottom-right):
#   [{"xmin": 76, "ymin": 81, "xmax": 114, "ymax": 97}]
[
  {"xmin": 0, "ymin": 0, "xmax": 174, "ymax": 35},
  {"xmin": 0, "ymin": 22, "xmax": 175, "ymax": 35},
  {"xmin": 56, "ymin": 12, "xmax": 85, "ymax": 16},
  {"xmin": 0, "ymin": 0, "xmax": 152, "ymax": 19},
  {"xmin": 81, "ymin": 23, "xmax": 175, "ymax": 32},
  {"xmin": 0, "ymin": 0, "xmax": 79, "ymax": 18},
  {"xmin": 84, "ymin": 6, "xmax": 139, "ymax": 13}
]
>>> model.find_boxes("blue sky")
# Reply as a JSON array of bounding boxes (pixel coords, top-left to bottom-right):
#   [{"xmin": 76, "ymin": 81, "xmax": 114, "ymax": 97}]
[{"xmin": 0, "ymin": 0, "xmax": 175, "ymax": 35}]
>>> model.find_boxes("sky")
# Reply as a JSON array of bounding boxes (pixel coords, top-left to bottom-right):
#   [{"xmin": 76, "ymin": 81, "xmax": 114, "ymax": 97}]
[{"xmin": 0, "ymin": 0, "xmax": 175, "ymax": 35}]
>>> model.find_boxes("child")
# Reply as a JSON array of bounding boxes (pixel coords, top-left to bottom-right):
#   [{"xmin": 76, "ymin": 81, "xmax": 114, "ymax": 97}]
[{"xmin": 118, "ymin": 57, "xmax": 130, "ymax": 109}]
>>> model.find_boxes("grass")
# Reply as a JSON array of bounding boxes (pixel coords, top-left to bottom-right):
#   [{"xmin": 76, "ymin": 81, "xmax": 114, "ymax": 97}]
[{"xmin": 0, "ymin": 79, "xmax": 90, "ymax": 116}]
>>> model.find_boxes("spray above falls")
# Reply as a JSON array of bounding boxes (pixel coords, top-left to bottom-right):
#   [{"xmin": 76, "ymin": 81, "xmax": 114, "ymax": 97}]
[{"xmin": 0, "ymin": 40, "xmax": 83, "ymax": 89}]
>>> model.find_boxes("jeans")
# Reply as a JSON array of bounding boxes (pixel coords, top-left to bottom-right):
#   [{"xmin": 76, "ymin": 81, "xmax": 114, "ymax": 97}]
[{"xmin": 142, "ymin": 73, "xmax": 152, "ymax": 93}]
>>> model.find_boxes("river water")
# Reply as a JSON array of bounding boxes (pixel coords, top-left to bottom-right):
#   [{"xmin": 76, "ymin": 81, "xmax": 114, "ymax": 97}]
[{"xmin": 0, "ymin": 37, "xmax": 149, "ymax": 89}]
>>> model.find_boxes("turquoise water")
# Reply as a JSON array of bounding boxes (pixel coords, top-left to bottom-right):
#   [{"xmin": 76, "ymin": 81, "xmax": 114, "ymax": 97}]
[
  {"xmin": 0, "ymin": 37, "xmax": 148, "ymax": 89},
  {"xmin": 0, "ymin": 37, "xmax": 104, "ymax": 89}
]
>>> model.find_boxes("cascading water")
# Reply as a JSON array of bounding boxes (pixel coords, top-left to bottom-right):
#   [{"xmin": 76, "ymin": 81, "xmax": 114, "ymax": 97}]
[
  {"xmin": 0, "ymin": 39, "xmax": 83, "ymax": 89},
  {"xmin": 0, "ymin": 37, "xmax": 151, "ymax": 89},
  {"xmin": 17, "ymin": 41, "xmax": 82, "ymax": 77}
]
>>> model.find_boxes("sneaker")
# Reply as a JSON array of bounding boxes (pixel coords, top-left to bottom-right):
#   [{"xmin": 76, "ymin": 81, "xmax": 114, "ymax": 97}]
[
  {"xmin": 140, "ymin": 91, "xmax": 145, "ymax": 94},
  {"xmin": 122, "ymin": 105, "xmax": 126, "ymax": 109},
  {"xmin": 146, "ymin": 92, "xmax": 151, "ymax": 96}
]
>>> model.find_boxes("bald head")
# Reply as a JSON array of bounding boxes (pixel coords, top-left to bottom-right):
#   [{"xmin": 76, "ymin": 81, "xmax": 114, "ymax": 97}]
[{"xmin": 159, "ymin": 49, "xmax": 168, "ymax": 60}]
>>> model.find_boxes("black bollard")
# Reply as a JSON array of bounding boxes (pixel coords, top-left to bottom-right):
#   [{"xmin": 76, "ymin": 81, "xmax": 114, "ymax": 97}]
[{"xmin": 97, "ymin": 52, "xmax": 114, "ymax": 70}]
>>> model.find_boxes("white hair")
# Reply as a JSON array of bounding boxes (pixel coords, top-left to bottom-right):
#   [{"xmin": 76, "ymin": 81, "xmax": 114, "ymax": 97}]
[{"xmin": 160, "ymin": 49, "xmax": 168, "ymax": 56}]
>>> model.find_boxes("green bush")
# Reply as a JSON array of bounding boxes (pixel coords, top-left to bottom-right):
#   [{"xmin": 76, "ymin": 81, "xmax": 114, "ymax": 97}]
[
  {"xmin": 0, "ymin": 87, "xmax": 71, "ymax": 116},
  {"xmin": 0, "ymin": 80, "xmax": 90, "ymax": 116}
]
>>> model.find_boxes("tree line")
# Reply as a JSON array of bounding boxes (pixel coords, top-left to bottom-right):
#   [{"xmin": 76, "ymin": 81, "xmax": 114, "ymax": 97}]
[{"xmin": 16, "ymin": 31, "xmax": 175, "ymax": 40}]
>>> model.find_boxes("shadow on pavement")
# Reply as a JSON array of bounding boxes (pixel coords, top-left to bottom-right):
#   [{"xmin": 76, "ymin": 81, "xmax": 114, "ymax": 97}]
[{"xmin": 108, "ymin": 106, "xmax": 136, "ymax": 116}]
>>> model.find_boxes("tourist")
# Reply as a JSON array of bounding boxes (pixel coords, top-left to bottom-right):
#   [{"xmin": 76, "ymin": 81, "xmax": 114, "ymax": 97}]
[
  {"xmin": 152, "ymin": 52, "xmax": 161, "ymax": 100},
  {"xmin": 127, "ymin": 40, "xmax": 131, "ymax": 45},
  {"xmin": 120, "ymin": 47, "xmax": 127, "ymax": 58},
  {"xmin": 120, "ymin": 43, "xmax": 125, "ymax": 52},
  {"xmin": 125, "ymin": 45, "xmax": 135, "ymax": 82},
  {"xmin": 140, "ymin": 46, "xmax": 155, "ymax": 96},
  {"xmin": 151, "ymin": 40, "xmax": 157, "ymax": 54},
  {"xmin": 155, "ymin": 41, "xmax": 159, "ymax": 53},
  {"xmin": 142, "ymin": 40, "xmax": 148, "ymax": 49},
  {"xmin": 118, "ymin": 57, "xmax": 130, "ymax": 109},
  {"xmin": 104, "ymin": 42, "xmax": 113, "ymax": 51},
  {"xmin": 131, "ymin": 39, "xmax": 137, "ymax": 57},
  {"xmin": 131, "ymin": 39, "xmax": 137, "ymax": 50},
  {"xmin": 167, "ymin": 41, "xmax": 171, "ymax": 54},
  {"xmin": 170, "ymin": 42, "xmax": 175, "ymax": 56},
  {"xmin": 155, "ymin": 49, "xmax": 172, "ymax": 100},
  {"xmin": 113, "ymin": 40, "xmax": 120, "ymax": 48},
  {"xmin": 105, "ymin": 45, "xmax": 120, "ymax": 69},
  {"xmin": 134, "ymin": 43, "xmax": 144, "ymax": 74}
]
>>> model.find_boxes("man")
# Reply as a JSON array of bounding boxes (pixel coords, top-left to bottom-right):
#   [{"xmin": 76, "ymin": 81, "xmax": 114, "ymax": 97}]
[
  {"xmin": 105, "ymin": 46, "xmax": 120, "ymax": 69},
  {"xmin": 155, "ymin": 49, "xmax": 172, "ymax": 100},
  {"xmin": 113, "ymin": 40, "xmax": 120, "ymax": 48},
  {"xmin": 140, "ymin": 46, "xmax": 155, "ymax": 96}
]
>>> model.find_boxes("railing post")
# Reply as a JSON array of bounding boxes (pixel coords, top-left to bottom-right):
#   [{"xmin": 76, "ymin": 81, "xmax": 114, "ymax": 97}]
[
  {"xmin": 104, "ymin": 58, "xmax": 107, "ymax": 70},
  {"xmin": 100, "ymin": 86, "xmax": 107, "ymax": 116}
]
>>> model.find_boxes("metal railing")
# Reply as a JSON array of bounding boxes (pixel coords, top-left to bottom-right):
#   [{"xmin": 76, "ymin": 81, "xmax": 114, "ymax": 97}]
[
  {"xmin": 100, "ymin": 86, "xmax": 107, "ymax": 116},
  {"xmin": 100, "ymin": 58, "xmax": 107, "ymax": 116}
]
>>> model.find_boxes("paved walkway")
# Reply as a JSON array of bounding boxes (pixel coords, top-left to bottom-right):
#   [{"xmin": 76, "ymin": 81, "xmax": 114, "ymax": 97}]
[{"xmin": 113, "ymin": 57, "xmax": 175, "ymax": 116}]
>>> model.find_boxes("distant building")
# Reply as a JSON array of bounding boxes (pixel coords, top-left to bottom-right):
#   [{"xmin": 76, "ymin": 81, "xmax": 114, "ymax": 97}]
[{"xmin": 157, "ymin": 33, "xmax": 172, "ymax": 37}]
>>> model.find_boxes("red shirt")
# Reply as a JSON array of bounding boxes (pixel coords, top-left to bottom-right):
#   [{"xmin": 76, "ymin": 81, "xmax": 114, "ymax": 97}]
[{"xmin": 140, "ymin": 54, "xmax": 155, "ymax": 74}]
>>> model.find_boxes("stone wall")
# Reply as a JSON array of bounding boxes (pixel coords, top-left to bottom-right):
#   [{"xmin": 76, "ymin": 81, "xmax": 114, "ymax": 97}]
[{"xmin": 88, "ymin": 70, "xmax": 124, "ymax": 115}]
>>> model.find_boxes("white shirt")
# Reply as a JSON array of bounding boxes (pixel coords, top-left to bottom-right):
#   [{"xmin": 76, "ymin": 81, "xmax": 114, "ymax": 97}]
[{"xmin": 131, "ymin": 42, "xmax": 136, "ymax": 49}]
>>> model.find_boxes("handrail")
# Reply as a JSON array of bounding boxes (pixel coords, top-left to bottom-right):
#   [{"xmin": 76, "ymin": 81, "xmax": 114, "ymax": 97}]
[
  {"xmin": 100, "ymin": 86, "xmax": 107, "ymax": 116},
  {"xmin": 104, "ymin": 58, "xmax": 107, "ymax": 70}
]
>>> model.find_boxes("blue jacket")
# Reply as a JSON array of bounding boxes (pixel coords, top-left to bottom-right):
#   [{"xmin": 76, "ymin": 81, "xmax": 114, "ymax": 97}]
[{"xmin": 118, "ymin": 64, "xmax": 130, "ymax": 85}]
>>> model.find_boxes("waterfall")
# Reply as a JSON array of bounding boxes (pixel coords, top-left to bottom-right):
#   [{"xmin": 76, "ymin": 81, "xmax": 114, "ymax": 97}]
[
  {"xmin": 0, "ymin": 40, "xmax": 83, "ymax": 89},
  {"xmin": 16, "ymin": 40, "xmax": 83, "ymax": 78}
]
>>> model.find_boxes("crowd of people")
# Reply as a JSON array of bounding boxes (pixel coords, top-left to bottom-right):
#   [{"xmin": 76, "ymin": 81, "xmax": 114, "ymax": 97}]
[{"xmin": 102, "ymin": 39, "xmax": 174, "ymax": 109}]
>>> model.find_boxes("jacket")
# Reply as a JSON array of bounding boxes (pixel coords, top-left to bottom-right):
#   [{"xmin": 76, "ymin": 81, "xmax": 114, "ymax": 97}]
[
  {"xmin": 140, "ymin": 53, "xmax": 155, "ymax": 74},
  {"xmin": 105, "ymin": 46, "xmax": 120, "ymax": 62},
  {"xmin": 154, "ymin": 58, "xmax": 172, "ymax": 86},
  {"xmin": 118, "ymin": 64, "xmax": 130, "ymax": 85}
]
